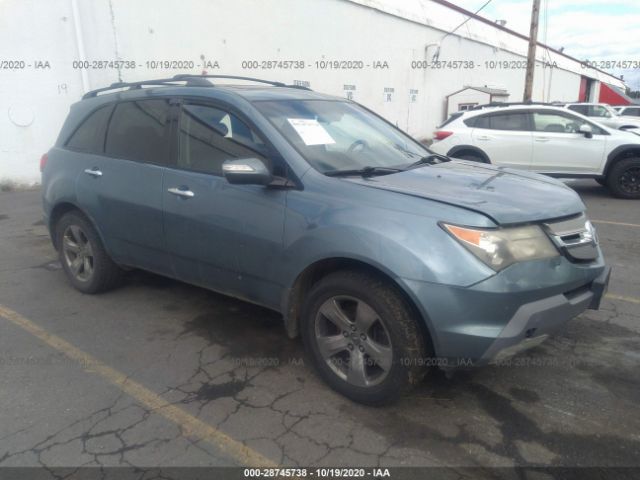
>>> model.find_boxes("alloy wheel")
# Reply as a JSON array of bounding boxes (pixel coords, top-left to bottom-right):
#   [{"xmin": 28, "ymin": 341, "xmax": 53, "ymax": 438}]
[
  {"xmin": 314, "ymin": 295, "xmax": 393, "ymax": 387},
  {"xmin": 62, "ymin": 225, "xmax": 94, "ymax": 282},
  {"xmin": 619, "ymin": 166, "xmax": 640, "ymax": 195}
]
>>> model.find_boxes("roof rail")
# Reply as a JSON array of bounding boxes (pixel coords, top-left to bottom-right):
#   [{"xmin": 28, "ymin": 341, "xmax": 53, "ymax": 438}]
[
  {"xmin": 81, "ymin": 74, "xmax": 309, "ymax": 99},
  {"xmin": 469, "ymin": 101, "xmax": 558, "ymax": 111},
  {"xmin": 172, "ymin": 74, "xmax": 312, "ymax": 90},
  {"xmin": 171, "ymin": 74, "xmax": 286, "ymax": 87},
  {"xmin": 82, "ymin": 77, "xmax": 210, "ymax": 99}
]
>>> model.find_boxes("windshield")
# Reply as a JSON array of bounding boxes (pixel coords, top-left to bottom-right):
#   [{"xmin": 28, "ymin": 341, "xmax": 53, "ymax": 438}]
[{"xmin": 254, "ymin": 100, "xmax": 431, "ymax": 173}]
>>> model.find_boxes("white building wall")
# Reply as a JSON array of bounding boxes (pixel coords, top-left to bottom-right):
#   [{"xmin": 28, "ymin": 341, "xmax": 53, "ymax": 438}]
[{"xmin": 0, "ymin": 0, "xmax": 625, "ymax": 185}]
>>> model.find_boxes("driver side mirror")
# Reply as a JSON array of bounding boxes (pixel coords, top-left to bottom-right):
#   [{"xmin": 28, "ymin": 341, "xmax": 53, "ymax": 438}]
[
  {"xmin": 579, "ymin": 124, "xmax": 593, "ymax": 138},
  {"xmin": 222, "ymin": 158, "xmax": 273, "ymax": 186}
]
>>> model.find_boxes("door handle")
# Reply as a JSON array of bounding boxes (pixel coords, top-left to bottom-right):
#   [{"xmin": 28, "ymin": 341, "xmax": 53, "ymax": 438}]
[
  {"xmin": 168, "ymin": 187, "xmax": 195, "ymax": 198},
  {"xmin": 476, "ymin": 135, "xmax": 491, "ymax": 141},
  {"xmin": 535, "ymin": 137, "xmax": 550, "ymax": 142},
  {"xmin": 84, "ymin": 168, "xmax": 103, "ymax": 177}
]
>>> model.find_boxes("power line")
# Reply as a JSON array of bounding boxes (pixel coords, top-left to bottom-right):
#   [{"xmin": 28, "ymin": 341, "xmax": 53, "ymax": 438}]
[{"xmin": 442, "ymin": 0, "xmax": 494, "ymax": 40}]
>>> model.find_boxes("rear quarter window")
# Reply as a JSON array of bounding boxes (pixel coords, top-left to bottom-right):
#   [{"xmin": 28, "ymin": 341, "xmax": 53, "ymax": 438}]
[
  {"xmin": 438, "ymin": 112, "xmax": 464, "ymax": 128},
  {"xmin": 65, "ymin": 104, "xmax": 113, "ymax": 153}
]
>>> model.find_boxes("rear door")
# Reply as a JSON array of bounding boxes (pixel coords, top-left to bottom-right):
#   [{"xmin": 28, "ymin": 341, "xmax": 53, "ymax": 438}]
[
  {"xmin": 162, "ymin": 100, "xmax": 286, "ymax": 305},
  {"xmin": 530, "ymin": 110, "xmax": 607, "ymax": 174},
  {"xmin": 75, "ymin": 98, "xmax": 172, "ymax": 274},
  {"xmin": 470, "ymin": 111, "xmax": 533, "ymax": 169}
]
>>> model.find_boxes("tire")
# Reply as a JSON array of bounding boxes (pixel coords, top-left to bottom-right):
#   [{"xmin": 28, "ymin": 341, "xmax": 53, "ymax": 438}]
[
  {"xmin": 300, "ymin": 270, "xmax": 429, "ymax": 405},
  {"xmin": 606, "ymin": 158, "xmax": 640, "ymax": 199},
  {"xmin": 55, "ymin": 211, "xmax": 124, "ymax": 293}
]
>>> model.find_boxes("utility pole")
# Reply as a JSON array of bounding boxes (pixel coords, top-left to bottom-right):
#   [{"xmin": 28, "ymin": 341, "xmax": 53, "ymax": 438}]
[{"xmin": 523, "ymin": 0, "xmax": 541, "ymax": 102}]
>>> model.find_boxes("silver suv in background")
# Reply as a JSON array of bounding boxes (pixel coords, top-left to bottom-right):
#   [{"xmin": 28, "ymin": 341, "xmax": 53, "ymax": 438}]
[
  {"xmin": 615, "ymin": 106, "xmax": 640, "ymax": 118},
  {"xmin": 563, "ymin": 102, "xmax": 640, "ymax": 130}
]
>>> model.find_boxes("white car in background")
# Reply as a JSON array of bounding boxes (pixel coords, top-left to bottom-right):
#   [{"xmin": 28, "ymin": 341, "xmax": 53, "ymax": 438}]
[
  {"xmin": 563, "ymin": 102, "xmax": 640, "ymax": 130},
  {"xmin": 430, "ymin": 104, "xmax": 640, "ymax": 199},
  {"xmin": 616, "ymin": 105, "xmax": 640, "ymax": 119}
]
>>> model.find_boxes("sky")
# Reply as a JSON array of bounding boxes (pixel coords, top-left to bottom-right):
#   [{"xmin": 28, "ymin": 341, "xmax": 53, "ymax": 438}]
[{"xmin": 451, "ymin": 0, "xmax": 640, "ymax": 91}]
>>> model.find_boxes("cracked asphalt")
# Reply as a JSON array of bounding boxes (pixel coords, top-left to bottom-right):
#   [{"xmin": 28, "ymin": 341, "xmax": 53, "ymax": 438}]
[{"xmin": 0, "ymin": 181, "xmax": 638, "ymax": 472}]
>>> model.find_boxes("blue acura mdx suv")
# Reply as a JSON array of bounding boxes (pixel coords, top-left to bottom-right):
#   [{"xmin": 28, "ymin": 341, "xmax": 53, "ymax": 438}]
[{"xmin": 41, "ymin": 75, "xmax": 610, "ymax": 405}]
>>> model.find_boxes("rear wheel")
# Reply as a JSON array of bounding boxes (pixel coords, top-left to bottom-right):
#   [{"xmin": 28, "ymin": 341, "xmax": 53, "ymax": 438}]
[
  {"xmin": 55, "ymin": 211, "xmax": 124, "ymax": 293},
  {"xmin": 301, "ymin": 270, "xmax": 429, "ymax": 405},
  {"xmin": 606, "ymin": 158, "xmax": 640, "ymax": 199}
]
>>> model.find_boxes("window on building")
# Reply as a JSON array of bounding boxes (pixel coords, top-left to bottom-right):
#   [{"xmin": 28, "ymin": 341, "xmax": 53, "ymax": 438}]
[{"xmin": 458, "ymin": 103, "xmax": 478, "ymax": 111}]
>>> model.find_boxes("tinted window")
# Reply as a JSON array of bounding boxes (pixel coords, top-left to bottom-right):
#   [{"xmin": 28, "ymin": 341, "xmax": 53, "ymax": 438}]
[
  {"xmin": 490, "ymin": 113, "xmax": 529, "ymax": 130},
  {"xmin": 472, "ymin": 112, "xmax": 529, "ymax": 131},
  {"xmin": 66, "ymin": 105, "xmax": 113, "ymax": 153},
  {"xmin": 178, "ymin": 104, "xmax": 268, "ymax": 176},
  {"xmin": 568, "ymin": 105, "xmax": 589, "ymax": 115},
  {"xmin": 105, "ymin": 99, "xmax": 170, "ymax": 164},
  {"xmin": 622, "ymin": 108, "xmax": 640, "ymax": 116}
]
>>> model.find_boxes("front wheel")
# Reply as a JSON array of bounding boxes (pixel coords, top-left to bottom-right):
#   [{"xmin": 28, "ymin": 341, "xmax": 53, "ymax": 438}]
[
  {"xmin": 606, "ymin": 158, "xmax": 640, "ymax": 199},
  {"xmin": 301, "ymin": 270, "xmax": 429, "ymax": 405}
]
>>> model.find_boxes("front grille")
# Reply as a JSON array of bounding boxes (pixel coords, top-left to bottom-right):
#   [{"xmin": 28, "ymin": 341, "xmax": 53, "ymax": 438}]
[{"xmin": 542, "ymin": 214, "xmax": 599, "ymax": 262}]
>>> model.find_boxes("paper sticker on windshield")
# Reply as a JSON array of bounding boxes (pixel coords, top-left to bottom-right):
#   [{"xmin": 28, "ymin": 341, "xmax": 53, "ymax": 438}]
[{"xmin": 287, "ymin": 118, "xmax": 335, "ymax": 146}]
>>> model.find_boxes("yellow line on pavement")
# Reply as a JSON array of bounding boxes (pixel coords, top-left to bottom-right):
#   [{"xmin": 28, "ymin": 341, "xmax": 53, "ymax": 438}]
[
  {"xmin": 592, "ymin": 220, "xmax": 640, "ymax": 228},
  {"xmin": 0, "ymin": 303, "xmax": 276, "ymax": 468},
  {"xmin": 606, "ymin": 294, "xmax": 640, "ymax": 305}
]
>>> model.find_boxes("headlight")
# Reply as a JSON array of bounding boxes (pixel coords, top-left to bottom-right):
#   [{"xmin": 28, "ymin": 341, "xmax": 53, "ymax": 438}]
[{"xmin": 442, "ymin": 223, "xmax": 559, "ymax": 271}]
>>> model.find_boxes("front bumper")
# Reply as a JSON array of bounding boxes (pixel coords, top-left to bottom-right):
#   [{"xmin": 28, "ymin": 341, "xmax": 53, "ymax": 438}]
[
  {"xmin": 403, "ymin": 256, "xmax": 610, "ymax": 367},
  {"xmin": 479, "ymin": 265, "xmax": 610, "ymax": 364}
]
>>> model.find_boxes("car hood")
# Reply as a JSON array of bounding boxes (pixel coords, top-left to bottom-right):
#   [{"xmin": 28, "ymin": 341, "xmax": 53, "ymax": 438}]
[{"xmin": 345, "ymin": 161, "xmax": 585, "ymax": 225}]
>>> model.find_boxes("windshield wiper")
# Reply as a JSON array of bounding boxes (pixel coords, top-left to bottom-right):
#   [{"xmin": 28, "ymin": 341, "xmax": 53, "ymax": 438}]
[
  {"xmin": 404, "ymin": 153, "xmax": 451, "ymax": 170},
  {"xmin": 324, "ymin": 166, "xmax": 403, "ymax": 178}
]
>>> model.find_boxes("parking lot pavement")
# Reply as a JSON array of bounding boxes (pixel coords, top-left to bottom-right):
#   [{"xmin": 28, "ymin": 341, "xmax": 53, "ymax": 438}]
[{"xmin": 0, "ymin": 182, "xmax": 638, "ymax": 470}]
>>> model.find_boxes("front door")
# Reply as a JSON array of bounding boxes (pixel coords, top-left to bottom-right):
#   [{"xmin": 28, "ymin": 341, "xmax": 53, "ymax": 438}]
[
  {"xmin": 162, "ymin": 101, "xmax": 286, "ymax": 305},
  {"xmin": 530, "ymin": 110, "xmax": 607, "ymax": 174}
]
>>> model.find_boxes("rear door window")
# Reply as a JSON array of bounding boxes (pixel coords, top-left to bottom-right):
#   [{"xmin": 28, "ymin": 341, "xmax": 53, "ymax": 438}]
[
  {"xmin": 472, "ymin": 112, "xmax": 530, "ymax": 131},
  {"xmin": 66, "ymin": 104, "xmax": 113, "ymax": 153},
  {"xmin": 105, "ymin": 99, "xmax": 171, "ymax": 165},
  {"xmin": 568, "ymin": 105, "xmax": 589, "ymax": 115}
]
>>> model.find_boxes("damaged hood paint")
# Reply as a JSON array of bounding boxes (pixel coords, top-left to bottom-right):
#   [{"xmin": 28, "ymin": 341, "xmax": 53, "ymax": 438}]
[{"xmin": 345, "ymin": 160, "xmax": 585, "ymax": 225}]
